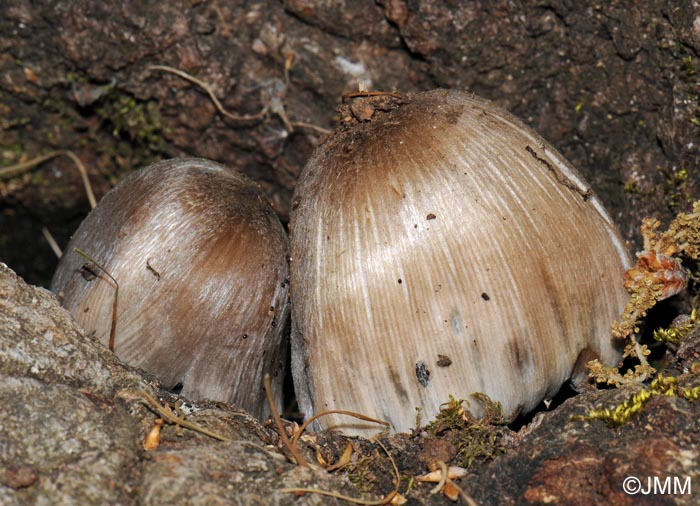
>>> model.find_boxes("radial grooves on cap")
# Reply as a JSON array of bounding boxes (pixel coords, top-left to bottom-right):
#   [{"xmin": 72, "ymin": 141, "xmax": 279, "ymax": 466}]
[
  {"xmin": 290, "ymin": 90, "xmax": 630, "ymax": 434},
  {"xmin": 52, "ymin": 158, "xmax": 289, "ymax": 417}
]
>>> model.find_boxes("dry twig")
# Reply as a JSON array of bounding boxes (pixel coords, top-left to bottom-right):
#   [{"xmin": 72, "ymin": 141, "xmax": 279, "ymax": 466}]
[
  {"xmin": 135, "ymin": 390, "xmax": 231, "ymax": 442},
  {"xmin": 41, "ymin": 226, "xmax": 63, "ymax": 258},
  {"xmin": 279, "ymin": 438, "xmax": 400, "ymax": 505},
  {"xmin": 264, "ymin": 373, "xmax": 310, "ymax": 467},
  {"xmin": 0, "ymin": 150, "xmax": 97, "ymax": 209},
  {"xmin": 148, "ymin": 65, "xmax": 267, "ymax": 124}
]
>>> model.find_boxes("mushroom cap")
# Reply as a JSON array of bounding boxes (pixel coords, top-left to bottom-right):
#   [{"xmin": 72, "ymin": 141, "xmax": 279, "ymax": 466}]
[
  {"xmin": 52, "ymin": 158, "xmax": 289, "ymax": 417},
  {"xmin": 289, "ymin": 89, "xmax": 631, "ymax": 435}
]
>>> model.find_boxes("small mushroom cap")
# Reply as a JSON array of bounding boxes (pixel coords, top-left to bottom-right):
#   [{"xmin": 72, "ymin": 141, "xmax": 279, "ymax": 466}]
[
  {"xmin": 290, "ymin": 89, "xmax": 631, "ymax": 435},
  {"xmin": 52, "ymin": 158, "xmax": 289, "ymax": 417}
]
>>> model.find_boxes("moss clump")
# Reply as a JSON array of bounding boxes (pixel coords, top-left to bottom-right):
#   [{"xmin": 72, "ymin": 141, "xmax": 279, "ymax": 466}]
[
  {"xmin": 345, "ymin": 453, "xmax": 380, "ymax": 496},
  {"xmin": 654, "ymin": 309, "xmax": 698, "ymax": 345},
  {"xmin": 96, "ymin": 94, "xmax": 165, "ymax": 149},
  {"xmin": 426, "ymin": 394, "xmax": 509, "ymax": 468},
  {"xmin": 661, "ymin": 167, "xmax": 694, "ymax": 211},
  {"xmin": 589, "ymin": 201, "xmax": 700, "ymax": 386},
  {"xmin": 574, "ymin": 374, "xmax": 700, "ymax": 427},
  {"xmin": 581, "ymin": 202, "xmax": 700, "ymax": 425}
]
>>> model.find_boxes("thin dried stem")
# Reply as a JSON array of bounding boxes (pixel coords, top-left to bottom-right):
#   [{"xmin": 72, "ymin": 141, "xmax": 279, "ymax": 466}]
[
  {"xmin": 376, "ymin": 438, "xmax": 401, "ymax": 499},
  {"xmin": 265, "ymin": 376, "xmax": 399, "ymax": 503},
  {"xmin": 73, "ymin": 248, "xmax": 119, "ymax": 352},
  {"xmin": 291, "ymin": 121, "xmax": 331, "ymax": 135},
  {"xmin": 342, "ymin": 90, "xmax": 404, "ymax": 101},
  {"xmin": 633, "ymin": 340, "xmax": 652, "ymax": 381},
  {"xmin": 264, "ymin": 373, "xmax": 310, "ymax": 467},
  {"xmin": 291, "ymin": 410, "xmax": 390, "ymax": 449},
  {"xmin": 430, "ymin": 461, "xmax": 448, "ymax": 495},
  {"xmin": 135, "ymin": 390, "xmax": 230, "ymax": 442},
  {"xmin": 0, "ymin": 150, "xmax": 97, "ymax": 209},
  {"xmin": 280, "ymin": 438, "xmax": 400, "ymax": 505},
  {"xmin": 42, "ymin": 226, "xmax": 63, "ymax": 258},
  {"xmin": 211, "ymin": 0, "xmax": 232, "ymax": 39},
  {"xmin": 277, "ymin": 488, "xmax": 396, "ymax": 505},
  {"xmin": 149, "ymin": 65, "xmax": 267, "ymax": 123},
  {"xmin": 445, "ymin": 479, "xmax": 480, "ymax": 506}
]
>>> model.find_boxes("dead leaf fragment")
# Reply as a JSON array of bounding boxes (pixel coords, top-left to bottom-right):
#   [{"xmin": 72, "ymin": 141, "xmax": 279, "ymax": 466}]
[
  {"xmin": 143, "ymin": 418, "xmax": 164, "ymax": 450},
  {"xmin": 416, "ymin": 466, "xmax": 468, "ymax": 482},
  {"xmin": 443, "ymin": 480, "xmax": 460, "ymax": 501},
  {"xmin": 390, "ymin": 492, "xmax": 408, "ymax": 505}
]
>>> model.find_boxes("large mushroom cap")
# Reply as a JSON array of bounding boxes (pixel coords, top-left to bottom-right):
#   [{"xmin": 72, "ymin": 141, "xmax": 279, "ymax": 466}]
[
  {"xmin": 290, "ymin": 89, "xmax": 630, "ymax": 435},
  {"xmin": 52, "ymin": 158, "xmax": 289, "ymax": 418}
]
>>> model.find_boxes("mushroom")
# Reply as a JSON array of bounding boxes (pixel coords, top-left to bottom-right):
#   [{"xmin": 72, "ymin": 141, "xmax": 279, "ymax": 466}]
[
  {"xmin": 51, "ymin": 158, "xmax": 289, "ymax": 418},
  {"xmin": 289, "ymin": 89, "xmax": 631, "ymax": 435}
]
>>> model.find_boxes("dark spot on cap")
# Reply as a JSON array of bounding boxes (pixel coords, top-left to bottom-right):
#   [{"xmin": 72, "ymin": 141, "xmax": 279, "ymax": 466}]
[
  {"xmin": 481, "ymin": 292, "xmax": 490, "ymax": 301},
  {"xmin": 506, "ymin": 337, "xmax": 532, "ymax": 374},
  {"xmin": 416, "ymin": 360, "xmax": 430, "ymax": 387},
  {"xmin": 388, "ymin": 365, "xmax": 409, "ymax": 402},
  {"xmin": 79, "ymin": 264, "xmax": 98, "ymax": 281},
  {"xmin": 398, "ymin": 278, "xmax": 402, "ymax": 284},
  {"xmin": 426, "ymin": 213, "xmax": 436, "ymax": 220},
  {"xmin": 436, "ymin": 354, "xmax": 452, "ymax": 367},
  {"xmin": 242, "ymin": 334, "xmax": 248, "ymax": 339}
]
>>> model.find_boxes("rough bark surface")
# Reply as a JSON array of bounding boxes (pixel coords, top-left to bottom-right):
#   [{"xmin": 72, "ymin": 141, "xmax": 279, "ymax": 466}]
[
  {"xmin": 3, "ymin": 261, "xmax": 700, "ymax": 504},
  {"xmin": 1, "ymin": 1, "xmax": 699, "ymax": 285},
  {"xmin": 0, "ymin": 263, "xmax": 351, "ymax": 506}
]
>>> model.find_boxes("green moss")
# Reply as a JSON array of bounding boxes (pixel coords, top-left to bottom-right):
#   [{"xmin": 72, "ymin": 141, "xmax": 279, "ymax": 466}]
[
  {"xmin": 654, "ymin": 309, "xmax": 698, "ymax": 344},
  {"xmin": 574, "ymin": 374, "xmax": 700, "ymax": 427},
  {"xmin": 659, "ymin": 167, "xmax": 694, "ymax": 210},
  {"xmin": 345, "ymin": 454, "xmax": 378, "ymax": 495},
  {"xmin": 0, "ymin": 143, "xmax": 27, "ymax": 165},
  {"xmin": 679, "ymin": 54, "xmax": 700, "ymax": 132},
  {"xmin": 681, "ymin": 55, "xmax": 698, "ymax": 79},
  {"xmin": 623, "ymin": 178, "xmax": 641, "ymax": 194},
  {"xmin": 426, "ymin": 394, "xmax": 508, "ymax": 468},
  {"xmin": 96, "ymin": 94, "xmax": 166, "ymax": 150},
  {"xmin": 581, "ymin": 300, "xmax": 700, "ymax": 426}
]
